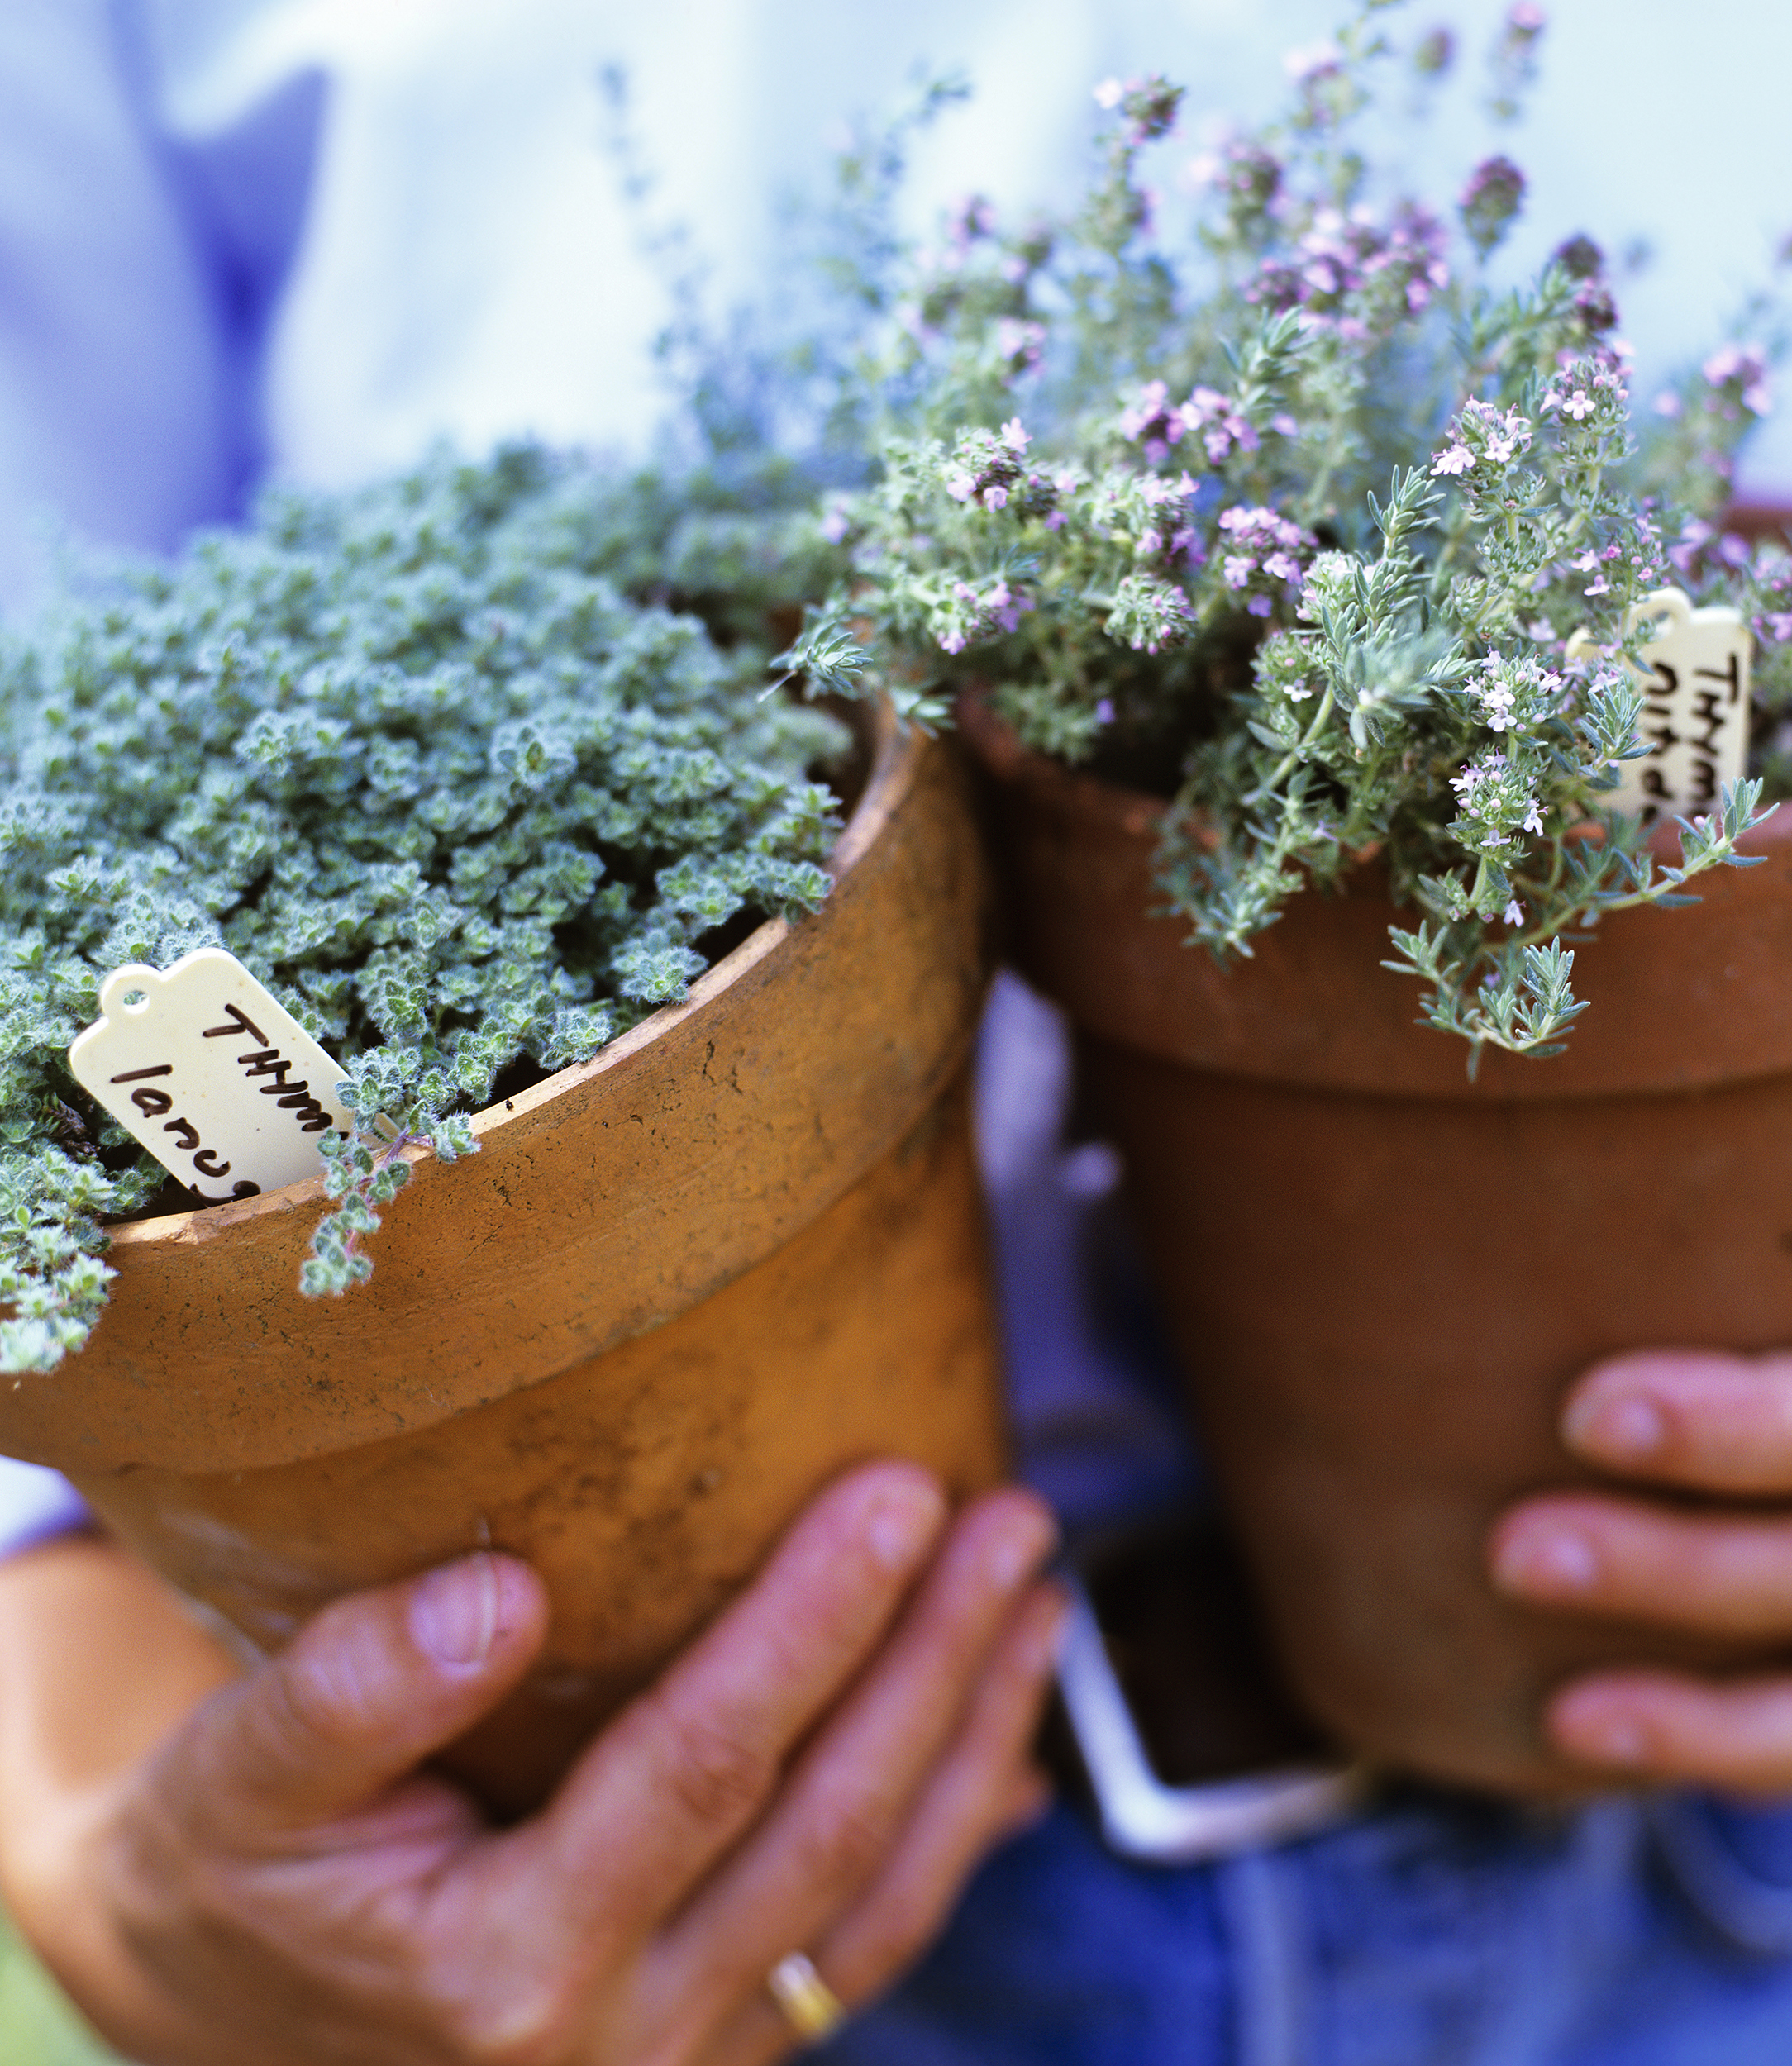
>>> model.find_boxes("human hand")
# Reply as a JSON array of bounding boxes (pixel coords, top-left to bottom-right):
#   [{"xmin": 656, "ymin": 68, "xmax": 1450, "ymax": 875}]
[
  {"xmin": 1489, "ymin": 1350, "xmax": 1792, "ymax": 1792},
  {"xmin": 0, "ymin": 1464, "xmax": 1063, "ymax": 2065}
]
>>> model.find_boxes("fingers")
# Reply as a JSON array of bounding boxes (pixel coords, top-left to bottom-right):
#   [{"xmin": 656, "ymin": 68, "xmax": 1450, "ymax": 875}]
[
  {"xmin": 1562, "ymin": 1351, "xmax": 1792, "ymax": 1494},
  {"xmin": 648, "ymin": 1489, "xmax": 1059, "ymax": 2036},
  {"xmin": 160, "ymin": 1553, "xmax": 549, "ymax": 1836},
  {"xmin": 1547, "ymin": 1670, "xmax": 1792, "ymax": 1793},
  {"xmin": 1490, "ymin": 1492, "xmax": 1792, "ymax": 1639},
  {"xmin": 700, "ymin": 1578, "xmax": 1065, "ymax": 2066},
  {"xmin": 510, "ymin": 1464, "xmax": 951, "ymax": 1959},
  {"xmin": 804, "ymin": 1584, "xmax": 1061, "ymax": 1996}
]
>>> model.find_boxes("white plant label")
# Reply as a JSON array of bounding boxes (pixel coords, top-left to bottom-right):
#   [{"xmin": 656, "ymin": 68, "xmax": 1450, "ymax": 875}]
[
  {"xmin": 67, "ymin": 948, "xmax": 352, "ymax": 1203},
  {"xmin": 1567, "ymin": 587, "xmax": 1751, "ymax": 827}
]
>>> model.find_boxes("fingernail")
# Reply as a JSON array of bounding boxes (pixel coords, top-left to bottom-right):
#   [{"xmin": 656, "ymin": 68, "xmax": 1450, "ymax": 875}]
[
  {"xmin": 864, "ymin": 1479, "xmax": 947, "ymax": 1573},
  {"xmin": 1566, "ymin": 1391, "xmax": 1666, "ymax": 1463},
  {"xmin": 411, "ymin": 1553, "xmax": 501, "ymax": 1668},
  {"xmin": 1570, "ymin": 1713, "xmax": 1649, "ymax": 1766},
  {"xmin": 1494, "ymin": 1524, "xmax": 1599, "ymax": 1597},
  {"xmin": 984, "ymin": 1504, "xmax": 1060, "ymax": 1592}
]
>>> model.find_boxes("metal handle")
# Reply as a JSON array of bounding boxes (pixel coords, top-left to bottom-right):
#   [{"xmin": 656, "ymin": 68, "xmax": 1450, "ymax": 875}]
[{"xmin": 1054, "ymin": 1579, "xmax": 1367, "ymax": 1863}]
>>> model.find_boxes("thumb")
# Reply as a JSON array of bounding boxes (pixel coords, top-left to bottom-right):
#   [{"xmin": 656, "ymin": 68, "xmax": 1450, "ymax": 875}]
[{"xmin": 164, "ymin": 1553, "xmax": 548, "ymax": 1836}]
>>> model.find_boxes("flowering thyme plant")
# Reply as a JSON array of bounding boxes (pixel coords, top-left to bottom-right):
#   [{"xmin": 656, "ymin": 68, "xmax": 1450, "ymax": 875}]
[
  {"xmin": 0, "ymin": 447, "xmax": 847, "ymax": 1372},
  {"xmin": 789, "ymin": 2, "xmax": 1790, "ymax": 1064}
]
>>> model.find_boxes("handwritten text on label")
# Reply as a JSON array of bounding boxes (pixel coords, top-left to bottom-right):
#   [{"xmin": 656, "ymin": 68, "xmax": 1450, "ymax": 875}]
[
  {"xmin": 1568, "ymin": 587, "xmax": 1752, "ymax": 826},
  {"xmin": 67, "ymin": 949, "xmax": 354, "ymax": 1203}
]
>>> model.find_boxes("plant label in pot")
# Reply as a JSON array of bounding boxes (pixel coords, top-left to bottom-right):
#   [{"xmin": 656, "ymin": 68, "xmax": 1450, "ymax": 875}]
[
  {"xmin": 68, "ymin": 950, "xmax": 354, "ymax": 1202},
  {"xmin": 1566, "ymin": 588, "xmax": 1751, "ymax": 824}
]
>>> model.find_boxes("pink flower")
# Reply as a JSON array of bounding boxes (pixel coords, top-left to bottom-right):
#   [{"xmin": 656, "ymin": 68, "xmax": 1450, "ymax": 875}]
[
  {"xmin": 1704, "ymin": 344, "xmax": 1752, "ymax": 384},
  {"xmin": 1120, "ymin": 380, "xmax": 1171, "ymax": 442},
  {"xmin": 996, "ymin": 318, "xmax": 1045, "ymax": 365},
  {"xmin": 1459, "ymin": 155, "xmax": 1527, "ymax": 256},
  {"xmin": 1222, "ymin": 554, "xmax": 1256, "ymax": 588},
  {"xmin": 1284, "ymin": 40, "xmax": 1342, "ymax": 81},
  {"xmin": 1504, "ymin": 898, "xmax": 1524, "ymax": 926},
  {"xmin": 1431, "ymin": 444, "xmax": 1474, "ymax": 477},
  {"xmin": 1000, "ymin": 417, "xmax": 1032, "ymax": 452},
  {"xmin": 989, "ymin": 580, "xmax": 1033, "ymax": 633},
  {"xmin": 981, "ymin": 485, "xmax": 1009, "ymax": 512},
  {"xmin": 945, "ymin": 472, "xmax": 976, "ymax": 503},
  {"xmin": 1094, "ymin": 78, "xmax": 1124, "ymax": 109}
]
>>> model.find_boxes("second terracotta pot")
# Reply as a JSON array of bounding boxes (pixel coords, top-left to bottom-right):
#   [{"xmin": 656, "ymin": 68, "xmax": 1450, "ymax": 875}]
[{"xmin": 963, "ymin": 692, "xmax": 1792, "ymax": 1794}]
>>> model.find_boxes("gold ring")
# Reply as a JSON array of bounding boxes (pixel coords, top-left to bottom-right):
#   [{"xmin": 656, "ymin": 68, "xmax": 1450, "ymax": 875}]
[{"xmin": 766, "ymin": 1951, "xmax": 847, "ymax": 2042}]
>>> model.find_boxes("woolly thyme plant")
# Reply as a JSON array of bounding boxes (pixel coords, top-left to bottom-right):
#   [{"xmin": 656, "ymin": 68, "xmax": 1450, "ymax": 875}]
[
  {"xmin": 789, "ymin": 2, "xmax": 1792, "ymax": 1064},
  {"xmin": 0, "ymin": 446, "xmax": 850, "ymax": 1373}
]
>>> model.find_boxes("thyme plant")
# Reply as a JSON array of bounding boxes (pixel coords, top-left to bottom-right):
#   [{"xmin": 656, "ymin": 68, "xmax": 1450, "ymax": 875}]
[
  {"xmin": 1, "ymin": 446, "xmax": 848, "ymax": 1373},
  {"xmin": 789, "ymin": 2, "xmax": 1790, "ymax": 1063}
]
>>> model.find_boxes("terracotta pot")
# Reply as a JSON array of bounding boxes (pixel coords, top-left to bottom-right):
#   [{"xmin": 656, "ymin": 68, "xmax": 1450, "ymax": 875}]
[
  {"xmin": 960, "ymin": 691, "xmax": 1792, "ymax": 1794},
  {"xmin": 0, "ymin": 708, "xmax": 1008, "ymax": 1815}
]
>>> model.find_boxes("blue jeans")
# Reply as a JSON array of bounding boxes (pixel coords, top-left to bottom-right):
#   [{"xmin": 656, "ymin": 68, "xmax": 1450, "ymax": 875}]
[{"xmin": 827, "ymin": 1791, "xmax": 1792, "ymax": 2066}]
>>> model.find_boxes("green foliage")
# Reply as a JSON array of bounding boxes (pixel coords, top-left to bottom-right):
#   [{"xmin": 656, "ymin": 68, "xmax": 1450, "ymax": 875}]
[
  {"xmin": 792, "ymin": 2, "xmax": 1784, "ymax": 1071},
  {"xmin": 0, "ymin": 446, "xmax": 849, "ymax": 1371}
]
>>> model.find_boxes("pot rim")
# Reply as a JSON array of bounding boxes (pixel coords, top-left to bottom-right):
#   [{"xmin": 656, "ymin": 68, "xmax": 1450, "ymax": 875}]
[
  {"xmin": 957, "ymin": 684, "xmax": 1792, "ymax": 1101},
  {"xmin": 105, "ymin": 699, "xmax": 909, "ymax": 1259},
  {"xmin": 955, "ymin": 683, "xmax": 1792, "ymax": 865}
]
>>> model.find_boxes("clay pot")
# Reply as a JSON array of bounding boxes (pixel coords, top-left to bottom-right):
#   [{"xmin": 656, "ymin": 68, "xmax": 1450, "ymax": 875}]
[
  {"xmin": 0, "ymin": 708, "xmax": 1008, "ymax": 1815},
  {"xmin": 960, "ymin": 691, "xmax": 1792, "ymax": 1794}
]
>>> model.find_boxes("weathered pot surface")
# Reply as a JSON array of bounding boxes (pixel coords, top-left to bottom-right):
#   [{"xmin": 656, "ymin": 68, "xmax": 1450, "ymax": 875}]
[
  {"xmin": 961, "ymin": 688, "xmax": 1792, "ymax": 1794},
  {"xmin": 2, "ymin": 707, "xmax": 1009, "ymax": 1814}
]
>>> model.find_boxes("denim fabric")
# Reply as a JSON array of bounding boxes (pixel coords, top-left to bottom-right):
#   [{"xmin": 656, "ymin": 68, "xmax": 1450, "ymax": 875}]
[
  {"xmin": 828, "ymin": 1792, "xmax": 1792, "ymax": 2066},
  {"xmin": 0, "ymin": 1457, "xmax": 90, "ymax": 1559}
]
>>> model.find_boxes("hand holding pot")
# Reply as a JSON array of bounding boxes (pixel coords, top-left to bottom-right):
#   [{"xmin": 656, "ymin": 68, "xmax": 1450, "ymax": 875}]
[
  {"xmin": 0, "ymin": 1464, "xmax": 1063, "ymax": 2066},
  {"xmin": 1493, "ymin": 1350, "xmax": 1792, "ymax": 1792}
]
